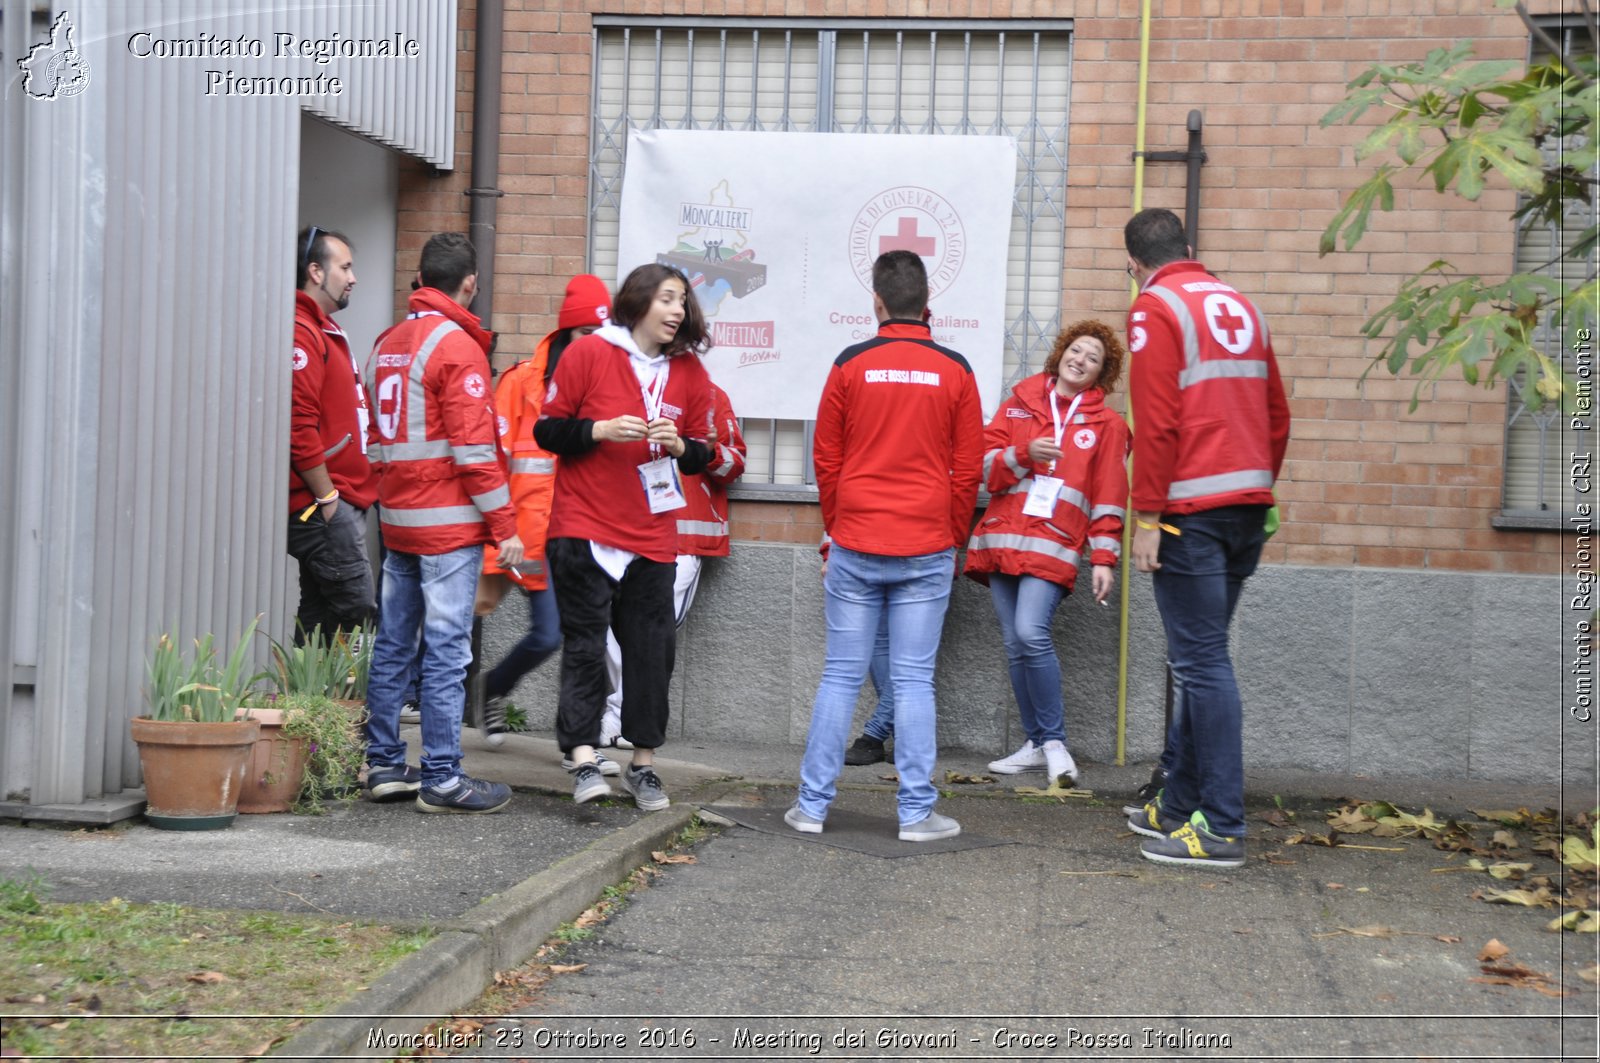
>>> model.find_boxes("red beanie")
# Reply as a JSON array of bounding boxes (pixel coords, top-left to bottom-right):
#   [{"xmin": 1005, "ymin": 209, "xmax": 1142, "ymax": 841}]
[{"xmin": 557, "ymin": 274, "xmax": 611, "ymax": 331}]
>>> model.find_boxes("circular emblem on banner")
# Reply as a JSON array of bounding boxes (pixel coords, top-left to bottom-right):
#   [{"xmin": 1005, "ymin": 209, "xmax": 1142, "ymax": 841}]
[
  {"xmin": 292, "ymin": 347, "xmax": 309, "ymax": 371},
  {"xmin": 464, "ymin": 372, "xmax": 486, "ymax": 399},
  {"xmin": 848, "ymin": 186, "xmax": 967, "ymax": 299},
  {"xmin": 1128, "ymin": 326, "xmax": 1147, "ymax": 354},
  {"xmin": 1073, "ymin": 428, "xmax": 1097, "ymax": 450},
  {"xmin": 496, "ymin": 415, "xmax": 510, "ymax": 437},
  {"xmin": 1202, "ymin": 293, "xmax": 1255, "ymax": 355}
]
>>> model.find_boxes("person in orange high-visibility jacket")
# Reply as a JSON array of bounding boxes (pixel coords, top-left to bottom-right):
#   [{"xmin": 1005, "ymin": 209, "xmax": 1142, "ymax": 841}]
[
  {"xmin": 598, "ymin": 379, "xmax": 746, "ymax": 748},
  {"xmin": 475, "ymin": 274, "xmax": 613, "ymax": 748},
  {"xmin": 362, "ymin": 232, "xmax": 524, "ymax": 815}
]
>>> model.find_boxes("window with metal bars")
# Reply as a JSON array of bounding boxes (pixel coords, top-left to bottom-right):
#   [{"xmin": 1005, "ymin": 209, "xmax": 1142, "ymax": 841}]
[
  {"xmin": 588, "ymin": 18, "xmax": 1073, "ymax": 491},
  {"xmin": 1500, "ymin": 19, "xmax": 1596, "ymax": 526}
]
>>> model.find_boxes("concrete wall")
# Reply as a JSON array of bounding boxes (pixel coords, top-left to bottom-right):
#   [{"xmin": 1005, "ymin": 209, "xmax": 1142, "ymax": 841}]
[{"xmin": 483, "ymin": 550, "xmax": 1582, "ymax": 785}]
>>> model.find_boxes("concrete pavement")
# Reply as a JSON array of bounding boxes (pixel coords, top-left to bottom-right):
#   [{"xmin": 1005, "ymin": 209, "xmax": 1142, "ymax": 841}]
[{"xmin": 3, "ymin": 724, "xmax": 1597, "ymax": 1060}]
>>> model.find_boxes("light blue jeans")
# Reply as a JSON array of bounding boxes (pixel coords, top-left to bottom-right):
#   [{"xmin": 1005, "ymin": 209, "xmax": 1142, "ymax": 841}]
[
  {"xmin": 365, "ymin": 545, "xmax": 482, "ymax": 787},
  {"xmin": 987, "ymin": 573, "xmax": 1069, "ymax": 748},
  {"xmin": 861, "ymin": 615, "xmax": 895, "ymax": 741},
  {"xmin": 797, "ymin": 546, "xmax": 955, "ymax": 827}
]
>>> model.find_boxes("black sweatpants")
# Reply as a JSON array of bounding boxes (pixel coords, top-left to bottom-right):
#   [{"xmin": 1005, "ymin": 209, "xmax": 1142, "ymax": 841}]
[{"xmin": 546, "ymin": 537, "xmax": 676, "ymax": 751}]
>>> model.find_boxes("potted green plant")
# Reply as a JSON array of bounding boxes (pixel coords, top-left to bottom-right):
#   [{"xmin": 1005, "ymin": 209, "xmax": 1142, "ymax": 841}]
[
  {"xmin": 129, "ymin": 617, "xmax": 263, "ymax": 831},
  {"xmin": 237, "ymin": 690, "xmax": 365, "ymax": 814}
]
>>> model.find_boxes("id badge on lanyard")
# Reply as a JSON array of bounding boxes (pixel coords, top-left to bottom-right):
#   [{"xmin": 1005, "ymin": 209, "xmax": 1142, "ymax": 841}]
[
  {"xmin": 1021, "ymin": 390, "xmax": 1083, "ymax": 519},
  {"xmin": 634, "ymin": 361, "xmax": 686, "ymax": 512}
]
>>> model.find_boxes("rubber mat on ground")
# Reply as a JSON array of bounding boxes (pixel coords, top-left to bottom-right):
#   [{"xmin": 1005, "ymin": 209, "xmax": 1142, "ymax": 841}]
[{"xmin": 701, "ymin": 803, "xmax": 1016, "ymax": 858}]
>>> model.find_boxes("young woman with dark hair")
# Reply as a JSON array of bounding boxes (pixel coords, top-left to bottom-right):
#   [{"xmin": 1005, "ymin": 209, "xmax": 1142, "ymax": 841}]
[{"xmin": 533, "ymin": 264, "xmax": 715, "ymax": 810}]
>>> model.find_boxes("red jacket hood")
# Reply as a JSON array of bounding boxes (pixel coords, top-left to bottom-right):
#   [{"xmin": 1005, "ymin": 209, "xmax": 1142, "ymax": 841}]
[{"xmin": 408, "ymin": 287, "xmax": 494, "ymax": 353}]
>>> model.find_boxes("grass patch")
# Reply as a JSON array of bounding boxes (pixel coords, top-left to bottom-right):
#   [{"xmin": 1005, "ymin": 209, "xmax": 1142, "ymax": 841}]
[{"xmin": 0, "ymin": 876, "xmax": 431, "ymax": 1059}]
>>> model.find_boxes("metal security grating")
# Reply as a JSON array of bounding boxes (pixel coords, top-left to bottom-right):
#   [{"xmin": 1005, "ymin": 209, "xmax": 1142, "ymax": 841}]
[
  {"xmin": 1503, "ymin": 20, "xmax": 1597, "ymax": 522},
  {"xmin": 589, "ymin": 18, "xmax": 1073, "ymax": 489}
]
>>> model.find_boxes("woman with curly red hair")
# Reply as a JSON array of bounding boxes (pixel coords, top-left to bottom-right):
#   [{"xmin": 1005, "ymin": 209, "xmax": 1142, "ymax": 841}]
[{"xmin": 964, "ymin": 319, "xmax": 1131, "ymax": 788}]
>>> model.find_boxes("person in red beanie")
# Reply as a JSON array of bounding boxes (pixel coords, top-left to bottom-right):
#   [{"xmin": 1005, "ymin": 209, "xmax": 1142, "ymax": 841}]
[{"xmin": 473, "ymin": 276, "xmax": 614, "ymax": 765}]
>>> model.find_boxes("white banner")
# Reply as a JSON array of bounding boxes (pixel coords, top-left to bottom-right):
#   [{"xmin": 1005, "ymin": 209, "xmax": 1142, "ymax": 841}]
[{"xmin": 616, "ymin": 130, "xmax": 1017, "ymax": 421}]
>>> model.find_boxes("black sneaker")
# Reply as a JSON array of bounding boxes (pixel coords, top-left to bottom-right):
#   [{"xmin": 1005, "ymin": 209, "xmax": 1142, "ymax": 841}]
[
  {"xmin": 366, "ymin": 763, "xmax": 422, "ymax": 802},
  {"xmin": 572, "ymin": 763, "xmax": 612, "ymax": 804},
  {"xmin": 477, "ymin": 696, "xmax": 509, "ymax": 747},
  {"xmin": 843, "ymin": 734, "xmax": 887, "ymax": 766},
  {"xmin": 1122, "ymin": 768, "xmax": 1169, "ymax": 816},
  {"xmin": 1139, "ymin": 810, "xmax": 1245, "ymax": 869},
  {"xmin": 415, "ymin": 775, "xmax": 512, "ymax": 814}
]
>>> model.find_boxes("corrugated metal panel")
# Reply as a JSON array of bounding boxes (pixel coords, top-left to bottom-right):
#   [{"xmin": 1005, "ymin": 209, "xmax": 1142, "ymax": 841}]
[{"xmin": 2, "ymin": 0, "xmax": 457, "ymax": 806}]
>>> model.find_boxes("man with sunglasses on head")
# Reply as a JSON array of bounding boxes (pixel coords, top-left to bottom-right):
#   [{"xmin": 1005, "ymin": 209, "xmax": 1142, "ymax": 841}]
[{"xmin": 288, "ymin": 226, "xmax": 377, "ymax": 642}]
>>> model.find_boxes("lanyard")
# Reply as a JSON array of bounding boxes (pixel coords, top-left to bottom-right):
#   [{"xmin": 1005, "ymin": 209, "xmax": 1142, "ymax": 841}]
[
  {"xmin": 1046, "ymin": 389, "xmax": 1084, "ymax": 475},
  {"xmin": 639, "ymin": 360, "xmax": 670, "ymax": 457}
]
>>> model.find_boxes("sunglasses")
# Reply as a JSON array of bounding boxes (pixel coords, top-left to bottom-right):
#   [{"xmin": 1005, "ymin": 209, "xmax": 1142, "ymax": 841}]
[{"xmin": 302, "ymin": 225, "xmax": 325, "ymax": 267}]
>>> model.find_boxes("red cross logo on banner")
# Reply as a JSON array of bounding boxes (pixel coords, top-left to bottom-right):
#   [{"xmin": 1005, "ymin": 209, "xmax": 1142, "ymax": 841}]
[
  {"xmin": 1202, "ymin": 293, "xmax": 1255, "ymax": 355},
  {"xmin": 879, "ymin": 216, "xmax": 937, "ymax": 257}
]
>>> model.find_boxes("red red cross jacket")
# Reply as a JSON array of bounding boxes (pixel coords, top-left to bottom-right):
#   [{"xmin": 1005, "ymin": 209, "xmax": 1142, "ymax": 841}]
[
  {"xmin": 814, "ymin": 319, "xmax": 985, "ymax": 557},
  {"xmin": 1127, "ymin": 260, "xmax": 1290, "ymax": 515},
  {"xmin": 364, "ymin": 288, "xmax": 517, "ymax": 555},
  {"xmin": 677, "ymin": 381, "xmax": 746, "ymax": 557},
  {"xmin": 963, "ymin": 375, "xmax": 1131, "ymax": 593},
  {"xmin": 289, "ymin": 291, "xmax": 377, "ymax": 513},
  {"xmin": 535, "ymin": 325, "xmax": 714, "ymax": 564}
]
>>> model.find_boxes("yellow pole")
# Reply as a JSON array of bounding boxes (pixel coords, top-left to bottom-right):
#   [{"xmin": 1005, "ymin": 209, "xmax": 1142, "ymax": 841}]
[{"xmin": 1114, "ymin": 0, "xmax": 1156, "ymax": 766}]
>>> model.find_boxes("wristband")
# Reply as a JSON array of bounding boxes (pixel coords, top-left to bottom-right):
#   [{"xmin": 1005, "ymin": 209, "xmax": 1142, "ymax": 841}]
[
  {"xmin": 314, "ymin": 489, "xmax": 340, "ymax": 506},
  {"xmin": 1136, "ymin": 519, "xmax": 1182, "ymax": 536}
]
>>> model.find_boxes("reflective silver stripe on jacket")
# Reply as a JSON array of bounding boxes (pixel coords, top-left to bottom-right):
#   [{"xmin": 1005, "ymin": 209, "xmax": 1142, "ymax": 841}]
[
  {"xmin": 1003, "ymin": 445, "xmax": 1026, "ymax": 480},
  {"xmin": 677, "ymin": 519, "xmax": 728, "ymax": 538},
  {"xmin": 1090, "ymin": 503, "xmax": 1126, "ymax": 521},
  {"xmin": 1180, "ymin": 359, "xmax": 1268, "ymax": 389},
  {"xmin": 1167, "ymin": 469, "xmax": 1274, "ymax": 501},
  {"xmin": 471, "ymin": 485, "xmax": 511, "ymax": 512},
  {"xmin": 1088, "ymin": 536, "xmax": 1123, "ymax": 557},
  {"xmin": 452, "ymin": 443, "xmax": 498, "ymax": 465},
  {"xmin": 382, "ymin": 504, "xmax": 485, "ymax": 528},
  {"xmin": 711, "ymin": 445, "xmax": 738, "ymax": 479},
  {"xmin": 967, "ymin": 532, "xmax": 1081, "ymax": 567},
  {"xmin": 382, "ymin": 439, "xmax": 452, "ymax": 461},
  {"xmin": 510, "ymin": 457, "xmax": 555, "ymax": 475},
  {"xmin": 1002, "ymin": 479, "xmax": 1092, "ymax": 518}
]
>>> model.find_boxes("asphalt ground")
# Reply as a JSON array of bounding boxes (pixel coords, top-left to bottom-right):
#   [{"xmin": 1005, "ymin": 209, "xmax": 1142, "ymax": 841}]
[{"xmin": 2, "ymin": 726, "xmax": 1597, "ymax": 1061}]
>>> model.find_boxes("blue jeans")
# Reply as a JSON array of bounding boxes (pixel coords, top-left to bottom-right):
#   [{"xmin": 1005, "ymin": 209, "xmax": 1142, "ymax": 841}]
[
  {"xmin": 484, "ymin": 583, "xmax": 561, "ymax": 700},
  {"xmin": 366, "ymin": 545, "xmax": 482, "ymax": 787},
  {"xmin": 861, "ymin": 615, "xmax": 895, "ymax": 741},
  {"xmin": 1150, "ymin": 505, "xmax": 1266, "ymax": 839},
  {"xmin": 797, "ymin": 546, "xmax": 954, "ymax": 827},
  {"xmin": 988, "ymin": 573, "xmax": 1068, "ymax": 747}
]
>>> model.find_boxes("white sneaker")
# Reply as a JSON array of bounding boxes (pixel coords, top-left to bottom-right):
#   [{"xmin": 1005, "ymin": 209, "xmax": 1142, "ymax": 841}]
[
  {"xmin": 899, "ymin": 811, "xmax": 962, "ymax": 842},
  {"xmin": 1042, "ymin": 740, "xmax": 1079, "ymax": 788},
  {"xmin": 598, "ymin": 709, "xmax": 633, "ymax": 749},
  {"xmin": 988, "ymin": 740, "xmax": 1045, "ymax": 774},
  {"xmin": 561, "ymin": 751, "xmax": 621, "ymax": 777}
]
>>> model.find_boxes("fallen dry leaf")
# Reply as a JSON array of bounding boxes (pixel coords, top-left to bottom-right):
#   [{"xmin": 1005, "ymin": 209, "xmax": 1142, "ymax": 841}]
[
  {"xmin": 651, "ymin": 851, "xmax": 697, "ymax": 865},
  {"xmin": 1472, "ymin": 961, "xmax": 1571, "ymax": 998},
  {"xmin": 1286, "ymin": 830, "xmax": 1338, "ymax": 847},
  {"xmin": 878, "ymin": 772, "xmax": 899, "ymax": 782},
  {"xmin": 1581, "ymin": 965, "xmax": 1600, "ymax": 984},
  {"xmin": 547, "ymin": 963, "xmax": 588, "ymax": 975},
  {"xmin": 1547, "ymin": 909, "xmax": 1600, "ymax": 933},
  {"xmin": 185, "ymin": 971, "xmax": 229, "ymax": 984},
  {"xmin": 1478, "ymin": 939, "xmax": 1510, "ymax": 963},
  {"xmin": 1259, "ymin": 809, "xmax": 1293, "ymax": 828},
  {"xmin": 944, "ymin": 771, "xmax": 994, "ymax": 785},
  {"xmin": 573, "ymin": 906, "xmax": 604, "ymax": 928},
  {"xmin": 1491, "ymin": 829, "xmax": 1520, "ymax": 849},
  {"xmin": 1435, "ymin": 935, "xmax": 1461, "ymax": 943},
  {"xmin": 1326, "ymin": 882, "xmax": 1346, "ymax": 890},
  {"xmin": 1478, "ymin": 886, "xmax": 1557, "ymax": 908}
]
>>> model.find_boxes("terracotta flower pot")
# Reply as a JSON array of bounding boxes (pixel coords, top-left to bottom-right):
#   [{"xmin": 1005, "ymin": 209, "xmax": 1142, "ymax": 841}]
[
  {"xmin": 236, "ymin": 708, "xmax": 309, "ymax": 814},
  {"xmin": 130, "ymin": 715, "xmax": 261, "ymax": 830}
]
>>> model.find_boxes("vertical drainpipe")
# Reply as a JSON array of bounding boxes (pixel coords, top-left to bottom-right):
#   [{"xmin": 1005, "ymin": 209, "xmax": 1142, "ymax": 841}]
[
  {"xmin": 1114, "ymin": 0, "xmax": 1157, "ymax": 767},
  {"xmin": 466, "ymin": 0, "xmax": 505, "ymax": 717}
]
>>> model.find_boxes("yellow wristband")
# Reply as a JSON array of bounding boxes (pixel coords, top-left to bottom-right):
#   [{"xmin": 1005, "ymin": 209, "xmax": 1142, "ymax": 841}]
[{"xmin": 1136, "ymin": 519, "xmax": 1182, "ymax": 536}]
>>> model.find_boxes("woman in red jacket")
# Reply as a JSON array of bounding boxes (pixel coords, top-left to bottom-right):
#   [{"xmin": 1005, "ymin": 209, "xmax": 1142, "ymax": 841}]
[{"xmin": 964, "ymin": 320, "xmax": 1131, "ymax": 789}]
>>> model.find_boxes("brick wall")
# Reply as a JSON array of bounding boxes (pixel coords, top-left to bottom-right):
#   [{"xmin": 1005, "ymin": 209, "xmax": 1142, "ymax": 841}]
[{"xmin": 395, "ymin": 0, "xmax": 1573, "ymax": 573}]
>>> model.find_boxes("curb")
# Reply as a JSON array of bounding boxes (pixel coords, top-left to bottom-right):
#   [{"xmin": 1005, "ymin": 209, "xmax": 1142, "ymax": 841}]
[{"xmin": 270, "ymin": 793, "xmax": 719, "ymax": 1061}]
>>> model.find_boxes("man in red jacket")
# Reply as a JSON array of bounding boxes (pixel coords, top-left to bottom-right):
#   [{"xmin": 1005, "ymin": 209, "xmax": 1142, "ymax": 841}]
[
  {"xmin": 1123, "ymin": 207, "xmax": 1290, "ymax": 869},
  {"xmin": 287, "ymin": 226, "xmax": 377, "ymax": 640},
  {"xmin": 786, "ymin": 250, "xmax": 985, "ymax": 843},
  {"xmin": 362, "ymin": 233, "xmax": 525, "ymax": 814}
]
